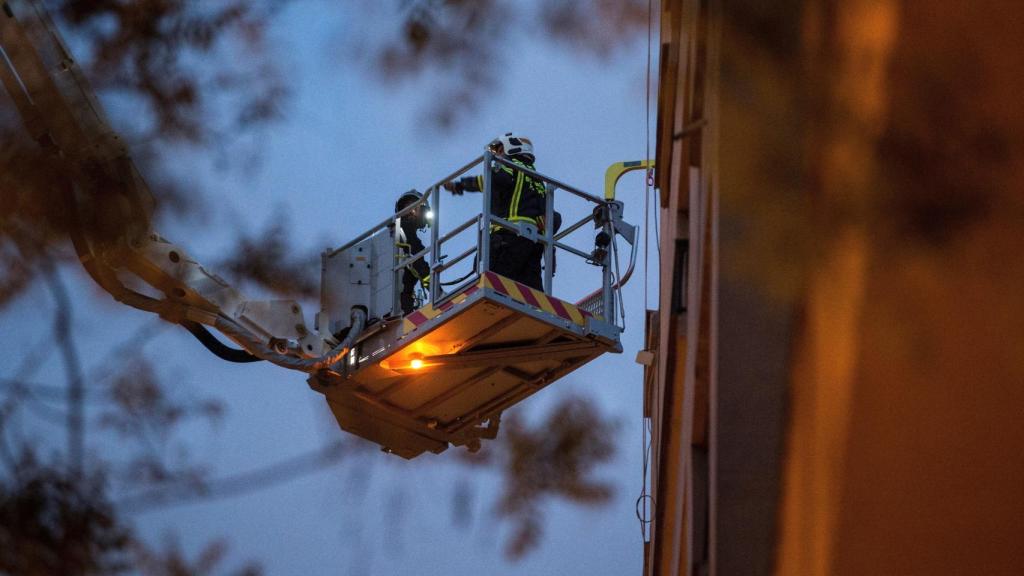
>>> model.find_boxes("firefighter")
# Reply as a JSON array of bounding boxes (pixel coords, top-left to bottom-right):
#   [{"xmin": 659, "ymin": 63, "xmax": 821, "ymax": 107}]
[
  {"xmin": 443, "ymin": 133, "xmax": 548, "ymax": 291},
  {"xmin": 395, "ymin": 189, "xmax": 432, "ymax": 314}
]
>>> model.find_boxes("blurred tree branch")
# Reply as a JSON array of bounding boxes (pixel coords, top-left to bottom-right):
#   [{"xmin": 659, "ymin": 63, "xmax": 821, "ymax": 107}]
[
  {"xmin": 132, "ymin": 537, "xmax": 261, "ymax": 576},
  {"xmin": 217, "ymin": 219, "xmax": 319, "ymax": 300},
  {"xmin": 0, "ymin": 460, "xmax": 132, "ymax": 575},
  {"xmin": 40, "ymin": 259, "xmax": 87, "ymax": 477},
  {"xmin": 457, "ymin": 395, "xmax": 619, "ymax": 559},
  {"xmin": 118, "ymin": 439, "xmax": 353, "ymax": 513},
  {"xmin": 58, "ymin": 0, "xmax": 288, "ymax": 144},
  {"xmin": 0, "ymin": 274, "xmax": 249, "ymax": 573},
  {"xmin": 362, "ymin": 0, "xmax": 649, "ymax": 127}
]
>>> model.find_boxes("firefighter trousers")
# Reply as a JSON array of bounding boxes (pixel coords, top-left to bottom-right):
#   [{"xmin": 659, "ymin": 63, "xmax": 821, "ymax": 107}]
[{"xmin": 490, "ymin": 231, "xmax": 543, "ymax": 291}]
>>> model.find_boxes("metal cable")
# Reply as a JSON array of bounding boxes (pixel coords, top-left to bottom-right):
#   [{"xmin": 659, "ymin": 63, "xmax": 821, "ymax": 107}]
[
  {"xmin": 610, "ymin": 235, "xmax": 630, "ymax": 328},
  {"xmin": 639, "ymin": 0, "xmax": 656, "ymax": 543}
]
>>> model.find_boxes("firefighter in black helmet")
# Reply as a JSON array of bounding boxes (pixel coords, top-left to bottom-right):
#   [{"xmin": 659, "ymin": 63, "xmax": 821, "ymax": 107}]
[
  {"xmin": 443, "ymin": 133, "xmax": 547, "ymax": 291},
  {"xmin": 395, "ymin": 189, "xmax": 432, "ymax": 314}
]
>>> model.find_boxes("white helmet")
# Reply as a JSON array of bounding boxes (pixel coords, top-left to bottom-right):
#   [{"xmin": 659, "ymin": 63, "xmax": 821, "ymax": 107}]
[{"xmin": 490, "ymin": 132, "xmax": 534, "ymax": 162}]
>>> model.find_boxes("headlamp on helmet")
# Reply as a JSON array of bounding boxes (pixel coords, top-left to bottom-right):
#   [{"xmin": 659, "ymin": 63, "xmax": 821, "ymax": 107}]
[{"xmin": 395, "ymin": 189, "xmax": 431, "ymax": 229}]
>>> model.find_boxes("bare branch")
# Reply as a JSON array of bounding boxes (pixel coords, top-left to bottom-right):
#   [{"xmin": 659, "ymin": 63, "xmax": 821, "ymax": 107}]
[
  {"xmin": 119, "ymin": 440, "xmax": 352, "ymax": 513},
  {"xmin": 39, "ymin": 259, "xmax": 87, "ymax": 478}
]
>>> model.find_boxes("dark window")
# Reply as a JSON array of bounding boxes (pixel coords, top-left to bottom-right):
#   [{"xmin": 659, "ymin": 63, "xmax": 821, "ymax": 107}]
[{"xmin": 672, "ymin": 239, "xmax": 689, "ymax": 314}]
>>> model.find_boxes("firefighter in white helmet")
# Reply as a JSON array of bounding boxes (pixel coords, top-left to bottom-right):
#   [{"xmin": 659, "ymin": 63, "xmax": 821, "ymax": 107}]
[{"xmin": 444, "ymin": 133, "xmax": 547, "ymax": 290}]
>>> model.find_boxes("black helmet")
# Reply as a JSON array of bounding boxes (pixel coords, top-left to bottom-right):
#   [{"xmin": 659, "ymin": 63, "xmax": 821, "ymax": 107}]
[{"xmin": 395, "ymin": 189, "xmax": 432, "ymax": 229}]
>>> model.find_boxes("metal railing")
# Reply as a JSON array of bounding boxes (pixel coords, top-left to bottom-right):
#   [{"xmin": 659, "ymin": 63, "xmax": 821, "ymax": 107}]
[
  {"xmin": 481, "ymin": 152, "xmax": 618, "ymax": 321},
  {"xmin": 331, "ymin": 151, "xmax": 627, "ymax": 323}
]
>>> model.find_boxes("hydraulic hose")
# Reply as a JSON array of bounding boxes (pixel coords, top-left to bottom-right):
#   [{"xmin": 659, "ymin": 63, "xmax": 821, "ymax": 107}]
[
  {"xmin": 212, "ymin": 307, "xmax": 367, "ymax": 373},
  {"xmin": 181, "ymin": 320, "xmax": 262, "ymax": 363}
]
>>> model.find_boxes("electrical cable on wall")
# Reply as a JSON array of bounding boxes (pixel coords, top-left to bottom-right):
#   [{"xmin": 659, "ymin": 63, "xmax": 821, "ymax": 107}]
[{"xmin": 637, "ymin": 0, "xmax": 657, "ymax": 544}]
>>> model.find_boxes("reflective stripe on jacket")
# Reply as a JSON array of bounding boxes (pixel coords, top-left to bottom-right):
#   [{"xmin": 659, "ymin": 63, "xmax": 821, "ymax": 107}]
[{"xmin": 457, "ymin": 157, "xmax": 546, "ymax": 229}]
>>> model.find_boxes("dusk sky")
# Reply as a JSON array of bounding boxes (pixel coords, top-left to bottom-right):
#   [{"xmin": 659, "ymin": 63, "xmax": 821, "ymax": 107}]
[{"xmin": 1, "ymin": 2, "xmax": 659, "ymax": 573}]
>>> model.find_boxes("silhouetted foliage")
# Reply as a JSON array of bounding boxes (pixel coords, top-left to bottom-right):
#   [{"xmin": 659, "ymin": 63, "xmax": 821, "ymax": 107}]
[
  {"xmin": 99, "ymin": 356, "xmax": 222, "ymax": 491},
  {"xmin": 217, "ymin": 219, "xmax": 319, "ymax": 300},
  {"xmin": 0, "ymin": 0, "xmax": 286, "ymax": 308},
  {"xmin": 0, "ymin": 304, "xmax": 262, "ymax": 574},
  {"xmin": 132, "ymin": 537, "xmax": 262, "ymax": 576},
  {"xmin": 0, "ymin": 124, "xmax": 74, "ymax": 309},
  {"xmin": 459, "ymin": 396, "xmax": 618, "ymax": 559},
  {"xmin": 0, "ymin": 459, "xmax": 263, "ymax": 575},
  {"xmin": 58, "ymin": 0, "xmax": 286, "ymax": 143},
  {"xmin": 879, "ymin": 40, "xmax": 1004, "ymax": 247},
  {"xmin": 370, "ymin": 0, "xmax": 505, "ymax": 128},
  {"xmin": 539, "ymin": 0, "xmax": 649, "ymax": 57},
  {"xmin": 365, "ymin": 0, "xmax": 648, "ymax": 127},
  {"xmin": 0, "ymin": 461, "xmax": 132, "ymax": 575}
]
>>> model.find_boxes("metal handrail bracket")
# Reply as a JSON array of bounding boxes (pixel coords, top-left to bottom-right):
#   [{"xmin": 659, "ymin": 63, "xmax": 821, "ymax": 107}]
[{"xmin": 328, "ymin": 155, "xmax": 483, "ymax": 257}]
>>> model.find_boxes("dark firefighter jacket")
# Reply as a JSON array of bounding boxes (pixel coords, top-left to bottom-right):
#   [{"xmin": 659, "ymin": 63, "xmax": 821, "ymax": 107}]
[
  {"xmin": 455, "ymin": 157, "xmax": 548, "ymax": 231},
  {"xmin": 398, "ymin": 217, "xmax": 430, "ymax": 284}
]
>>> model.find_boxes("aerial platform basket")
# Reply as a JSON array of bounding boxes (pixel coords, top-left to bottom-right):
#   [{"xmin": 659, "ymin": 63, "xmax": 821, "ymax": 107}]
[
  {"xmin": 308, "ymin": 154, "xmax": 641, "ymax": 458},
  {"xmin": 310, "ymin": 271, "xmax": 621, "ymax": 458}
]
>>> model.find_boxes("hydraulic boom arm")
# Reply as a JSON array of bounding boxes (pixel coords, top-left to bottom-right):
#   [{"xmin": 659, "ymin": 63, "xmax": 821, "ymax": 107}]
[{"xmin": 0, "ymin": 0, "xmax": 354, "ymax": 371}]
